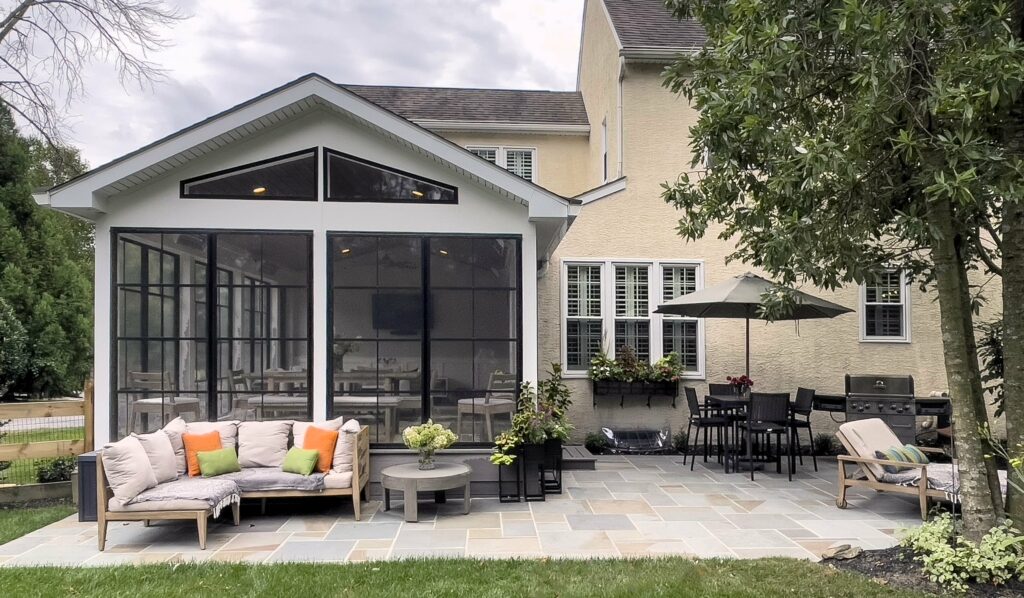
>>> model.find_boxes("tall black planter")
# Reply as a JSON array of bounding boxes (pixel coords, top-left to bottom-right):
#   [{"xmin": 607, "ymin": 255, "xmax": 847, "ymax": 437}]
[
  {"xmin": 497, "ymin": 458, "xmax": 522, "ymax": 503},
  {"xmin": 521, "ymin": 443, "xmax": 547, "ymax": 501},
  {"xmin": 543, "ymin": 439, "xmax": 563, "ymax": 494}
]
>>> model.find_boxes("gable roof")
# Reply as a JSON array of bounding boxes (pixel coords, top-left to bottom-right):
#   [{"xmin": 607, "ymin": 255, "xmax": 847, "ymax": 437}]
[
  {"xmin": 342, "ymin": 85, "xmax": 588, "ymax": 127},
  {"xmin": 603, "ymin": 0, "xmax": 706, "ymax": 51}
]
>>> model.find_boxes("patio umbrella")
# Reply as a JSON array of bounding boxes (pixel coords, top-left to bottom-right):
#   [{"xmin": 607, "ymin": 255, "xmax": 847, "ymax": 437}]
[{"xmin": 654, "ymin": 272, "xmax": 853, "ymax": 377}]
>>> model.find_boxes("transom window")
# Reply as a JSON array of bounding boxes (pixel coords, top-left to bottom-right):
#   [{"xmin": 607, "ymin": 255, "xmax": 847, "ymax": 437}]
[
  {"xmin": 324, "ymin": 148, "xmax": 457, "ymax": 204},
  {"xmin": 467, "ymin": 146, "xmax": 536, "ymax": 182},
  {"xmin": 562, "ymin": 260, "xmax": 704, "ymax": 376},
  {"xmin": 861, "ymin": 270, "xmax": 911, "ymax": 342},
  {"xmin": 180, "ymin": 149, "xmax": 317, "ymax": 200}
]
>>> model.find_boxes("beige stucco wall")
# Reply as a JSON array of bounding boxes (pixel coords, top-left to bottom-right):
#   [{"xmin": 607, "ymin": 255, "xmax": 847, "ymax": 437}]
[
  {"xmin": 540, "ymin": 58, "xmax": 1004, "ymax": 442},
  {"xmin": 577, "ymin": 0, "xmax": 622, "ymax": 188},
  {"xmin": 438, "ymin": 132, "xmax": 590, "ymax": 198}
]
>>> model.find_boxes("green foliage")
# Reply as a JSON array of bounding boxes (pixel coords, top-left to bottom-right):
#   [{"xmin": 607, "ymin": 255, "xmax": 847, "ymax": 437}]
[
  {"xmin": 978, "ymin": 318, "xmax": 1004, "ymax": 417},
  {"xmin": 490, "ymin": 364, "xmax": 574, "ymax": 465},
  {"xmin": 672, "ymin": 429, "xmax": 689, "ymax": 454},
  {"xmin": 0, "ymin": 107, "xmax": 92, "ymax": 399},
  {"xmin": 584, "ymin": 432, "xmax": 608, "ymax": 455},
  {"xmin": 34, "ymin": 457, "xmax": 76, "ymax": 484},
  {"xmin": 589, "ymin": 347, "xmax": 685, "ymax": 382},
  {"xmin": 813, "ymin": 433, "xmax": 841, "ymax": 457},
  {"xmin": 0, "ymin": 297, "xmax": 27, "ymax": 396},
  {"xmin": 402, "ymin": 420, "xmax": 457, "ymax": 451},
  {"xmin": 900, "ymin": 513, "xmax": 1024, "ymax": 592}
]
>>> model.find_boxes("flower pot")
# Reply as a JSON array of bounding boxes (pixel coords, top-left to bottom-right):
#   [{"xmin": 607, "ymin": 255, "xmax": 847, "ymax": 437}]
[
  {"xmin": 521, "ymin": 443, "xmax": 547, "ymax": 501},
  {"xmin": 417, "ymin": 448, "xmax": 435, "ymax": 470},
  {"xmin": 497, "ymin": 459, "xmax": 522, "ymax": 503},
  {"xmin": 543, "ymin": 439, "xmax": 563, "ymax": 494}
]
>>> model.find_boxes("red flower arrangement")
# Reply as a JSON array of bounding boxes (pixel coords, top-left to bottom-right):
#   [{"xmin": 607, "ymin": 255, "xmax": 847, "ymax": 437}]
[{"xmin": 726, "ymin": 375, "xmax": 754, "ymax": 388}]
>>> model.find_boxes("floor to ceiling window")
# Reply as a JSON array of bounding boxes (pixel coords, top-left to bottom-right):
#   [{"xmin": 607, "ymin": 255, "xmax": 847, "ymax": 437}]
[
  {"xmin": 112, "ymin": 230, "xmax": 312, "ymax": 438},
  {"xmin": 329, "ymin": 234, "xmax": 521, "ymax": 444}
]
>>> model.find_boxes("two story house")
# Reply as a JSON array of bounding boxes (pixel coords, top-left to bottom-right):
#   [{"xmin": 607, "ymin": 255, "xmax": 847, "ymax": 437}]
[{"xmin": 36, "ymin": 0, "xmax": 975, "ymax": 460}]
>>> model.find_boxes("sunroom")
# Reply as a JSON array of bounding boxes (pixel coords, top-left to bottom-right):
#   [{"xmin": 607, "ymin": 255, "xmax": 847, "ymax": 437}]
[{"xmin": 35, "ymin": 74, "xmax": 578, "ymax": 449}]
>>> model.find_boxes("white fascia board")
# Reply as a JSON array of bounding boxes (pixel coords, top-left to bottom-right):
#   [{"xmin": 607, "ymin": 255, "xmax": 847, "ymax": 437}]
[
  {"xmin": 48, "ymin": 75, "xmax": 574, "ymax": 222},
  {"xmin": 575, "ymin": 176, "xmax": 627, "ymax": 205},
  {"xmin": 620, "ymin": 47, "xmax": 700, "ymax": 62},
  {"xmin": 414, "ymin": 120, "xmax": 590, "ymax": 136}
]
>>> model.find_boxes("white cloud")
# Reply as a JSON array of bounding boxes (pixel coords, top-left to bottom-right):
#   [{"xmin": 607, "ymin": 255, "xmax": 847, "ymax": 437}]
[{"xmin": 63, "ymin": 0, "xmax": 584, "ymax": 166}]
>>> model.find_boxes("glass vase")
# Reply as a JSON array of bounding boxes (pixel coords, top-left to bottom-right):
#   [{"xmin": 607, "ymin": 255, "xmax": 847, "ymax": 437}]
[{"xmin": 418, "ymin": 448, "xmax": 436, "ymax": 470}]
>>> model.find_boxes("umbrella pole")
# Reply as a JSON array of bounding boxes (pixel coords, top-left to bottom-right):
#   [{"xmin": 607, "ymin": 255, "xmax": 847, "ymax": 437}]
[{"xmin": 745, "ymin": 316, "xmax": 750, "ymax": 377}]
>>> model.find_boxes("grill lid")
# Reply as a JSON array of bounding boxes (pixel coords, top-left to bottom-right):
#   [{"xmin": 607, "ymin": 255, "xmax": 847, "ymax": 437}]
[{"xmin": 845, "ymin": 374, "xmax": 915, "ymax": 397}]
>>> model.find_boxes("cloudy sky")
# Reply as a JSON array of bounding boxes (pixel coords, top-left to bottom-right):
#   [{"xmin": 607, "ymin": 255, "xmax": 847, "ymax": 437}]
[{"xmin": 66, "ymin": 0, "xmax": 584, "ymax": 167}]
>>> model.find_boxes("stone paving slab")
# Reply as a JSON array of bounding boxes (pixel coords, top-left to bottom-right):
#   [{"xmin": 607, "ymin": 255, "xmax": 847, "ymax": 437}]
[{"xmin": 0, "ymin": 456, "xmax": 925, "ymax": 565}]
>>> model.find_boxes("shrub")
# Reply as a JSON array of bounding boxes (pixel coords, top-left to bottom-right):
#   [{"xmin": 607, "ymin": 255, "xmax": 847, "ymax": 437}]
[
  {"xmin": 36, "ymin": 457, "xmax": 76, "ymax": 484},
  {"xmin": 899, "ymin": 513, "xmax": 1024, "ymax": 592},
  {"xmin": 812, "ymin": 433, "xmax": 840, "ymax": 456},
  {"xmin": 672, "ymin": 430, "xmax": 689, "ymax": 454},
  {"xmin": 584, "ymin": 432, "xmax": 608, "ymax": 455}
]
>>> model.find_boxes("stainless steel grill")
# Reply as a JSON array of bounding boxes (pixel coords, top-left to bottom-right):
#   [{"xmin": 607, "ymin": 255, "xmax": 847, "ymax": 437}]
[{"xmin": 845, "ymin": 374, "xmax": 917, "ymax": 444}]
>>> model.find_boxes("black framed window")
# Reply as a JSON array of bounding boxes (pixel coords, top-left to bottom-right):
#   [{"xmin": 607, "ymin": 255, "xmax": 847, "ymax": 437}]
[
  {"xmin": 180, "ymin": 148, "xmax": 318, "ymax": 201},
  {"xmin": 329, "ymin": 234, "xmax": 520, "ymax": 445},
  {"xmin": 324, "ymin": 148, "xmax": 457, "ymax": 204},
  {"xmin": 112, "ymin": 230, "xmax": 313, "ymax": 438}
]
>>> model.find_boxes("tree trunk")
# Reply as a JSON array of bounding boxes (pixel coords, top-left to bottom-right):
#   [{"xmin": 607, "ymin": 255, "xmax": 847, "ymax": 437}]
[
  {"xmin": 929, "ymin": 196, "xmax": 1003, "ymax": 540},
  {"xmin": 1003, "ymin": 195, "xmax": 1024, "ymax": 526}
]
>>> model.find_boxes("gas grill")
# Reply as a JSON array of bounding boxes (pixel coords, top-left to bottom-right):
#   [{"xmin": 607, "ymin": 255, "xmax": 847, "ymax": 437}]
[{"xmin": 845, "ymin": 374, "xmax": 917, "ymax": 444}]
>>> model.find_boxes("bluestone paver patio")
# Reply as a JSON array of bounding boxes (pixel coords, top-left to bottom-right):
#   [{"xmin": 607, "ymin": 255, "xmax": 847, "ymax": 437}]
[{"xmin": 0, "ymin": 455, "xmax": 924, "ymax": 566}]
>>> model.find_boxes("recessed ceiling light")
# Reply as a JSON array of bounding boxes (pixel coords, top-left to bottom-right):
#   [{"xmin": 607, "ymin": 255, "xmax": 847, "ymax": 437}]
[
  {"xmin": 411, "ymin": 190, "xmax": 424, "ymax": 198},
  {"xmin": 439, "ymin": 249, "xmax": 448, "ymax": 256},
  {"xmin": 253, "ymin": 186, "xmax": 267, "ymax": 195},
  {"xmin": 340, "ymin": 248, "xmax": 351, "ymax": 254}
]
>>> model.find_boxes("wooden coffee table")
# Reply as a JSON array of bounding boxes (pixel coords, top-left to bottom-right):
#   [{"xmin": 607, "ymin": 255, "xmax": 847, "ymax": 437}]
[{"xmin": 380, "ymin": 462, "xmax": 472, "ymax": 523}]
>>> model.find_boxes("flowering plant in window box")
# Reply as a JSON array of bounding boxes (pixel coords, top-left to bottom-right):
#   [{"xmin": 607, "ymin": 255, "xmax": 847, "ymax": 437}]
[{"xmin": 589, "ymin": 346, "xmax": 684, "ymax": 383}]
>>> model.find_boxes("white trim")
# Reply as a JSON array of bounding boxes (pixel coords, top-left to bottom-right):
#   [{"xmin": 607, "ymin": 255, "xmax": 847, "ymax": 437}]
[
  {"xmin": 601, "ymin": 117, "xmax": 609, "ymax": 183},
  {"xmin": 620, "ymin": 47, "xmax": 701, "ymax": 61},
  {"xmin": 859, "ymin": 270, "xmax": 912, "ymax": 344},
  {"xmin": 574, "ymin": 176, "xmax": 627, "ymax": 205},
  {"xmin": 415, "ymin": 120, "xmax": 589, "ymax": 136},
  {"xmin": 561, "ymin": 258, "xmax": 706, "ymax": 380},
  {"xmin": 465, "ymin": 145, "xmax": 538, "ymax": 184}
]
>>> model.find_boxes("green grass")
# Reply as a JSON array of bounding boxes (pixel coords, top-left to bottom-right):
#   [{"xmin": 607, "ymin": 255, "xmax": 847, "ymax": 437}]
[
  {"xmin": 0, "ymin": 557, "xmax": 929, "ymax": 598},
  {"xmin": 0, "ymin": 501, "xmax": 76, "ymax": 545},
  {"xmin": 0, "ymin": 426, "xmax": 84, "ymax": 485}
]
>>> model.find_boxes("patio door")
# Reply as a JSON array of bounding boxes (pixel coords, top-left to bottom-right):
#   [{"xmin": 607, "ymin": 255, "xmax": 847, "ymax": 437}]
[{"xmin": 328, "ymin": 234, "xmax": 521, "ymax": 445}]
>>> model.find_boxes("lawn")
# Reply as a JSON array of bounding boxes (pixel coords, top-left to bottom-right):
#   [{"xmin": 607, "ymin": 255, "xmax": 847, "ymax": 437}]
[
  {"xmin": 0, "ymin": 500, "xmax": 76, "ymax": 545},
  {"xmin": 0, "ymin": 558, "xmax": 928, "ymax": 598}
]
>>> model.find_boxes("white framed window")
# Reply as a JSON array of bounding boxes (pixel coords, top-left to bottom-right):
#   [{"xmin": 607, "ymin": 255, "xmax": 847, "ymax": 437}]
[
  {"xmin": 466, "ymin": 146, "xmax": 537, "ymax": 182},
  {"xmin": 860, "ymin": 270, "xmax": 911, "ymax": 343},
  {"xmin": 562, "ymin": 259, "xmax": 705, "ymax": 378}
]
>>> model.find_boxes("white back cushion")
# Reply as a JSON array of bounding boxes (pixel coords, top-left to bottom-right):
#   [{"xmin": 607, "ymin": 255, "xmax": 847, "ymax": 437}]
[
  {"xmin": 334, "ymin": 419, "xmax": 361, "ymax": 473},
  {"xmin": 185, "ymin": 420, "xmax": 240, "ymax": 450},
  {"xmin": 102, "ymin": 436, "xmax": 158, "ymax": 504},
  {"xmin": 161, "ymin": 417, "xmax": 187, "ymax": 476},
  {"xmin": 131, "ymin": 430, "xmax": 178, "ymax": 484},
  {"xmin": 238, "ymin": 421, "xmax": 292, "ymax": 468},
  {"xmin": 839, "ymin": 418, "xmax": 902, "ymax": 478},
  {"xmin": 292, "ymin": 417, "xmax": 343, "ymax": 449}
]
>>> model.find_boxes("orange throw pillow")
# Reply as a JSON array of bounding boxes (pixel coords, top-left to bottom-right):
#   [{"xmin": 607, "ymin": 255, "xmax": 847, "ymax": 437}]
[
  {"xmin": 303, "ymin": 426, "xmax": 340, "ymax": 473},
  {"xmin": 182, "ymin": 431, "xmax": 222, "ymax": 477}
]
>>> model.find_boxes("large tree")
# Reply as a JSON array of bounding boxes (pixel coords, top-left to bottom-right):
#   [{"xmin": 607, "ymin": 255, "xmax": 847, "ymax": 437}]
[
  {"xmin": 661, "ymin": 0, "xmax": 1023, "ymax": 539},
  {"xmin": 0, "ymin": 105, "xmax": 91, "ymax": 398}
]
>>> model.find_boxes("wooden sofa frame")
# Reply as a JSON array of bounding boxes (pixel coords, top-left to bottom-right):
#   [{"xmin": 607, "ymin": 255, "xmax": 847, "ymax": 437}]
[
  {"xmin": 97, "ymin": 425, "xmax": 371, "ymax": 551},
  {"xmin": 835, "ymin": 428, "xmax": 948, "ymax": 520}
]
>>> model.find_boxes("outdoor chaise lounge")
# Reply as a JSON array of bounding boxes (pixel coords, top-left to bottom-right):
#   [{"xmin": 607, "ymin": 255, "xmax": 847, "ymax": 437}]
[{"xmin": 836, "ymin": 417, "xmax": 980, "ymax": 520}]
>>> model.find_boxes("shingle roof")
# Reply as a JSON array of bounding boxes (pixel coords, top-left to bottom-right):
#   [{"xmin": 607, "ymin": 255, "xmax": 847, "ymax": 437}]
[
  {"xmin": 603, "ymin": 0, "xmax": 706, "ymax": 50},
  {"xmin": 342, "ymin": 85, "xmax": 589, "ymax": 126}
]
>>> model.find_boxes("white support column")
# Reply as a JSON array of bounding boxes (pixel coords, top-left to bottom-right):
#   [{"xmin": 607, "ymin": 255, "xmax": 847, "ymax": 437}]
[
  {"xmin": 312, "ymin": 224, "xmax": 328, "ymax": 421},
  {"xmin": 522, "ymin": 231, "xmax": 539, "ymax": 386},
  {"xmin": 94, "ymin": 224, "xmax": 112, "ymax": 443}
]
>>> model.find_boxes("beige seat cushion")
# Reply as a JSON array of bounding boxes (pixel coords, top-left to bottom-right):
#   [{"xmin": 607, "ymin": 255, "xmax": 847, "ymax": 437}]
[
  {"xmin": 237, "ymin": 421, "xmax": 292, "ymax": 468},
  {"xmin": 186, "ymin": 420, "xmax": 240, "ymax": 450},
  {"xmin": 162, "ymin": 417, "xmax": 188, "ymax": 476},
  {"xmin": 334, "ymin": 419, "xmax": 361, "ymax": 473},
  {"xmin": 109, "ymin": 497, "xmax": 211, "ymax": 512},
  {"xmin": 838, "ymin": 418, "xmax": 903, "ymax": 479},
  {"xmin": 293, "ymin": 417, "xmax": 344, "ymax": 450},
  {"xmin": 102, "ymin": 436, "xmax": 158, "ymax": 505},
  {"xmin": 131, "ymin": 430, "xmax": 178, "ymax": 484},
  {"xmin": 323, "ymin": 471, "xmax": 353, "ymax": 489}
]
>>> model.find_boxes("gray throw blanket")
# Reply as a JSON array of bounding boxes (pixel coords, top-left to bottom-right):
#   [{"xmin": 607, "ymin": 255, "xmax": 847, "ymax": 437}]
[
  {"xmin": 879, "ymin": 463, "xmax": 1009, "ymax": 503},
  {"xmin": 127, "ymin": 477, "xmax": 240, "ymax": 517},
  {"xmin": 220, "ymin": 468, "xmax": 325, "ymax": 493}
]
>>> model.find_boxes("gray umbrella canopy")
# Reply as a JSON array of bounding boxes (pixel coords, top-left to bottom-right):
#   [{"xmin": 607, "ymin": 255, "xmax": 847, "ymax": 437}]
[{"xmin": 654, "ymin": 272, "xmax": 853, "ymax": 376}]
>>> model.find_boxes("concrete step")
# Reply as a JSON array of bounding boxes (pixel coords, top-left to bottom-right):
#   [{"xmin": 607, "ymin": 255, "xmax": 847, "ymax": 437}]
[{"xmin": 562, "ymin": 445, "xmax": 597, "ymax": 470}]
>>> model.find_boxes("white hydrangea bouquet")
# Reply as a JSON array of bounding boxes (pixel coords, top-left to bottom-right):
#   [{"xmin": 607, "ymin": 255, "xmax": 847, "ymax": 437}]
[{"xmin": 402, "ymin": 419, "xmax": 457, "ymax": 470}]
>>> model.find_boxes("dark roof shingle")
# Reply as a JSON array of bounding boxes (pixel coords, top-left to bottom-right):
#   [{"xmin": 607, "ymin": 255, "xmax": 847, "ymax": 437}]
[
  {"xmin": 603, "ymin": 0, "xmax": 706, "ymax": 49},
  {"xmin": 342, "ymin": 85, "xmax": 588, "ymax": 126}
]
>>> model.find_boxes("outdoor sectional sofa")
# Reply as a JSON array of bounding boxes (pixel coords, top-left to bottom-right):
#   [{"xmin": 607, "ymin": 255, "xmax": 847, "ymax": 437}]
[{"xmin": 96, "ymin": 417, "xmax": 370, "ymax": 550}]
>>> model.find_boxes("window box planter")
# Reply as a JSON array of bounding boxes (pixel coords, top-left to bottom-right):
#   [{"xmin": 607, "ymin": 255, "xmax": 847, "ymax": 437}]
[{"xmin": 591, "ymin": 379, "xmax": 678, "ymax": 408}]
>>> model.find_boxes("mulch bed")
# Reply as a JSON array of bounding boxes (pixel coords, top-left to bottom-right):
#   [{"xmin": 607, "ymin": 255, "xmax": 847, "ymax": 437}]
[{"xmin": 826, "ymin": 546, "xmax": 1024, "ymax": 597}]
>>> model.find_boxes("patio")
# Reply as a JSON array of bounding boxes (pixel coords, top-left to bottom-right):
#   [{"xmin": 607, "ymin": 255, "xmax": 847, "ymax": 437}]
[{"xmin": 0, "ymin": 454, "xmax": 923, "ymax": 566}]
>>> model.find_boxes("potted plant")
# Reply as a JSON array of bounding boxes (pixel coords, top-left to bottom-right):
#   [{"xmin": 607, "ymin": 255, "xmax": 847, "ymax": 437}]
[
  {"xmin": 590, "ymin": 346, "xmax": 684, "ymax": 406},
  {"xmin": 490, "ymin": 364, "xmax": 574, "ymax": 499},
  {"xmin": 402, "ymin": 420, "xmax": 457, "ymax": 470},
  {"xmin": 726, "ymin": 374, "xmax": 754, "ymax": 397}
]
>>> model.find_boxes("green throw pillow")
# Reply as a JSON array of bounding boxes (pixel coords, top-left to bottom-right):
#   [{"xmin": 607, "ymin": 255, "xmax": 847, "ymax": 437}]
[
  {"xmin": 282, "ymin": 447, "xmax": 319, "ymax": 476},
  {"xmin": 901, "ymin": 444, "xmax": 930, "ymax": 465},
  {"xmin": 197, "ymin": 447, "xmax": 241, "ymax": 477},
  {"xmin": 875, "ymin": 445, "xmax": 930, "ymax": 474}
]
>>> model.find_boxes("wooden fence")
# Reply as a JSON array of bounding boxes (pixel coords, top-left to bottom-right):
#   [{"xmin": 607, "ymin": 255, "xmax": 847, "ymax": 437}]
[{"xmin": 0, "ymin": 381, "xmax": 93, "ymax": 502}]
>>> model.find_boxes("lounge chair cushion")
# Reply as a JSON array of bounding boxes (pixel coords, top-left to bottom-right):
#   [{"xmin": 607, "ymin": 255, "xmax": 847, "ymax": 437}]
[
  {"xmin": 116, "ymin": 476, "xmax": 240, "ymax": 518},
  {"xmin": 293, "ymin": 417, "xmax": 344, "ymax": 449},
  {"xmin": 220, "ymin": 467, "xmax": 325, "ymax": 492},
  {"xmin": 323, "ymin": 471, "xmax": 353, "ymax": 489},
  {"xmin": 131, "ymin": 429, "xmax": 178, "ymax": 483},
  {"xmin": 838, "ymin": 418, "xmax": 902, "ymax": 479},
  {"xmin": 237, "ymin": 421, "xmax": 291, "ymax": 468},
  {"xmin": 334, "ymin": 419, "xmax": 361, "ymax": 474},
  {"xmin": 102, "ymin": 436, "xmax": 158, "ymax": 504},
  {"xmin": 161, "ymin": 417, "xmax": 188, "ymax": 475},
  {"xmin": 185, "ymin": 420, "xmax": 240, "ymax": 450}
]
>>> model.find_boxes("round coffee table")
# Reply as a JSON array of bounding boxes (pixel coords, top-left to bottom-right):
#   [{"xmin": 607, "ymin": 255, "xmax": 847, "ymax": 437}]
[{"xmin": 380, "ymin": 462, "xmax": 472, "ymax": 522}]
